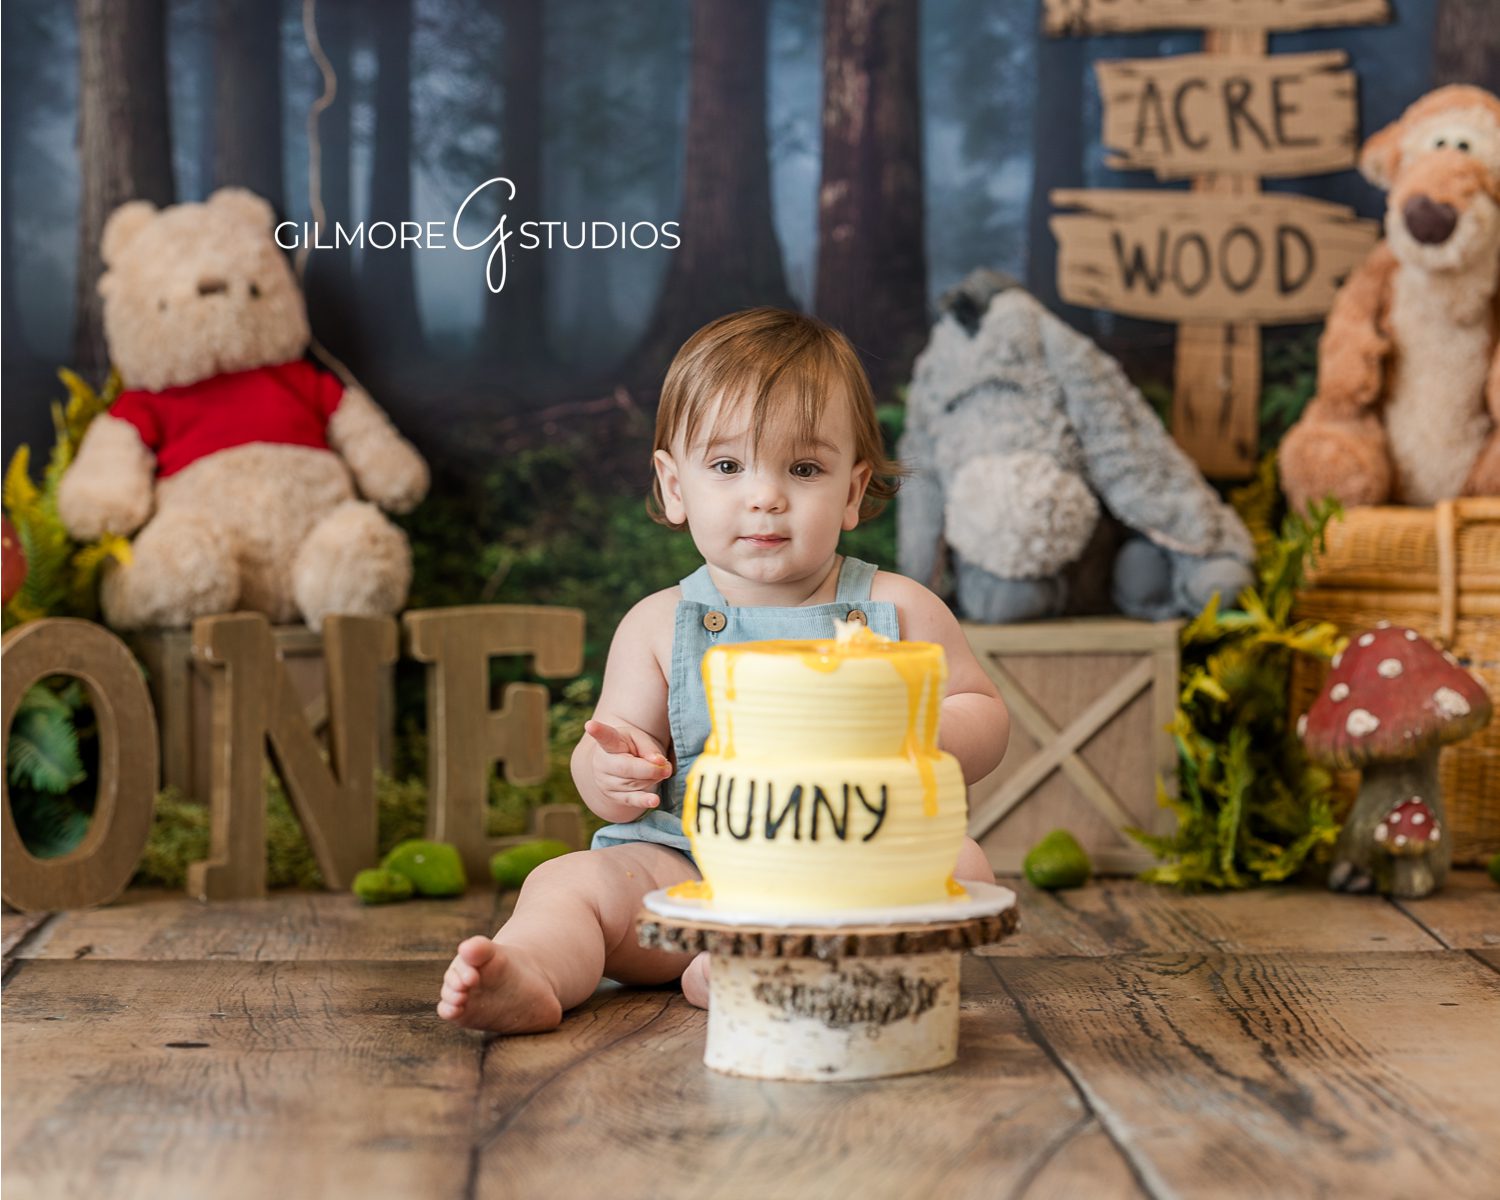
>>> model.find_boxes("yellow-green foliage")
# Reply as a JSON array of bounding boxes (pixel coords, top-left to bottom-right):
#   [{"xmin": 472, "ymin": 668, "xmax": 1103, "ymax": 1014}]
[
  {"xmin": 3, "ymin": 369, "xmax": 131, "ymax": 630},
  {"xmin": 134, "ymin": 769, "xmax": 431, "ymax": 890},
  {"xmin": 133, "ymin": 679, "xmax": 595, "ymax": 889},
  {"xmin": 1128, "ymin": 456, "xmax": 1346, "ymax": 889}
]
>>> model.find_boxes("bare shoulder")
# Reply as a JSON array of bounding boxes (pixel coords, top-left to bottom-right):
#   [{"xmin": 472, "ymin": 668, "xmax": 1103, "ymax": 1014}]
[
  {"xmin": 869, "ymin": 570, "xmax": 960, "ymax": 640},
  {"xmin": 870, "ymin": 570, "xmax": 997, "ymax": 698},
  {"xmin": 614, "ymin": 585, "xmax": 681, "ymax": 674}
]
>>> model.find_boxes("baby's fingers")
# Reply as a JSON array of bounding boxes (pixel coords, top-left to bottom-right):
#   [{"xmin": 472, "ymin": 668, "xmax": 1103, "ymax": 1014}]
[
  {"xmin": 605, "ymin": 751, "xmax": 671, "ymax": 781},
  {"xmin": 613, "ymin": 791, "xmax": 661, "ymax": 810}
]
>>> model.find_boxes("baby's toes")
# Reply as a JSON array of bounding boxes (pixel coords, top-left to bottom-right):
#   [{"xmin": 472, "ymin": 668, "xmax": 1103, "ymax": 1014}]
[
  {"xmin": 441, "ymin": 981, "xmax": 468, "ymax": 1009},
  {"xmin": 457, "ymin": 935, "xmax": 498, "ymax": 970}
]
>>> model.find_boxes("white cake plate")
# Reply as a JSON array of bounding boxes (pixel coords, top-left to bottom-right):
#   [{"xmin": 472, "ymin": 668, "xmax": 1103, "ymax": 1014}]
[{"xmin": 641, "ymin": 879, "xmax": 1016, "ymax": 929}]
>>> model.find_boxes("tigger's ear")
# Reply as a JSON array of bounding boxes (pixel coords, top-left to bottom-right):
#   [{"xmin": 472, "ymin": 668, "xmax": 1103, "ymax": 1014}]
[{"xmin": 1359, "ymin": 117, "xmax": 1406, "ymax": 190}]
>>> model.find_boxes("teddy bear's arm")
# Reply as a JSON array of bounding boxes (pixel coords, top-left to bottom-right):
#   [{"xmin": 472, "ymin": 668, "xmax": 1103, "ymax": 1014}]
[
  {"xmin": 1041, "ymin": 313, "xmax": 1254, "ymax": 563},
  {"xmin": 326, "ymin": 387, "xmax": 430, "ymax": 514},
  {"xmin": 1310, "ymin": 243, "xmax": 1397, "ymax": 420},
  {"xmin": 57, "ymin": 414, "xmax": 156, "ymax": 540}
]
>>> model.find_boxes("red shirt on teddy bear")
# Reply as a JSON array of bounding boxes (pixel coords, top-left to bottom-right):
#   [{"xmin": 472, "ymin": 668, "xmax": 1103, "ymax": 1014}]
[{"xmin": 108, "ymin": 359, "xmax": 344, "ymax": 478}]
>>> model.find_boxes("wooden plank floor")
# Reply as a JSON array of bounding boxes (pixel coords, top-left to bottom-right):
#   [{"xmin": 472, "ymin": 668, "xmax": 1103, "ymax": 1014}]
[{"xmin": 5, "ymin": 872, "xmax": 1498, "ymax": 1200}]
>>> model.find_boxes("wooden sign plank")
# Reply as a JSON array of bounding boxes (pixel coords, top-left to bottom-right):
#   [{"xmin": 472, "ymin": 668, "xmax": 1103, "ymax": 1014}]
[
  {"xmin": 1097, "ymin": 51, "xmax": 1358, "ymax": 178},
  {"xmin": 1043, "ymin": 0, "xmax": 1390, "ymax": 35},
  {"xmin": 1050, "ymin": 189, "xmax": 1378, "ymax": 324}
]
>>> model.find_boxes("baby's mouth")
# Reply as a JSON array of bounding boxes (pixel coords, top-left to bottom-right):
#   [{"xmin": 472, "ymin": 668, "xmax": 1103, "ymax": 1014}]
[{"xmin": 741, "ymin": 534, "xmax": 789, "ymax": 547}]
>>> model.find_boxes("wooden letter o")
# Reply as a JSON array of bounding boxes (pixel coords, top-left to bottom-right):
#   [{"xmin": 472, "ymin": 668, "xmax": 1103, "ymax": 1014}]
[{"xmin": 2, "ymin": 619, "xmax": 159, "ymax": 911}]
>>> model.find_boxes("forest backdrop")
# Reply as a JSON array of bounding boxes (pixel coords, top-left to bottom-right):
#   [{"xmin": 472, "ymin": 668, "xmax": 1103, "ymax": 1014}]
[{"xmin": 10, "ymin": 0, "xmax": 1497, "ymax": 464}]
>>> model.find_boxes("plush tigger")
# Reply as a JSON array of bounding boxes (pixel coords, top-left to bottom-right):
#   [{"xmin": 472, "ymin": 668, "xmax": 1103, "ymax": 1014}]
[{"xmin": 1279, "ymin": 85, "xmax": 1500, "ymax": 513}]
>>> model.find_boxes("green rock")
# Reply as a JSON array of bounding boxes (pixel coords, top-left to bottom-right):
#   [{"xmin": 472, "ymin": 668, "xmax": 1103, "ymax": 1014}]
[
  {"xmin": 1489, "ymin": 854, "xmax": 1500, "ymax": 886},
  {"xmin": 381, "ymin": 839, "xmax": 467, "ymax": 897},
  {"xmin": 490, "ymin": 839, "xmax": 573, "ymax": 889},
  {"xmin": 352, "ymin": 868, "xmax": 414, "ymax": 905},
  {"xmin": 1024, "ymin": 830, "xmax": 1092, "ymax": 890}
]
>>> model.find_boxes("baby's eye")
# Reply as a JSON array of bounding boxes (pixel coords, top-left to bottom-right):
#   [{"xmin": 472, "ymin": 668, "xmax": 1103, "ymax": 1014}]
[
  {"xmin": 1435, "ymin": 137, "xmax": 1448, "ymax": 148},
  {"xmin": 1456, "ymin": 139, "xmax": 1471, "ymax": 152},
  {"xmin": 710, "ymin": 459, "xmax": 741, "ymax": 476},
  {"xmin": 790, "ymin": 462, "xmax": 823, "ymax": 479}
]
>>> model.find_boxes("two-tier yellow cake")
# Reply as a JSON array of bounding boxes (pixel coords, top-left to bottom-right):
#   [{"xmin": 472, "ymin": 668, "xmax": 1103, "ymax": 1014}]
[{"xmin": 676, "ymin": 623, "xmax": 967, "ymax": 913}]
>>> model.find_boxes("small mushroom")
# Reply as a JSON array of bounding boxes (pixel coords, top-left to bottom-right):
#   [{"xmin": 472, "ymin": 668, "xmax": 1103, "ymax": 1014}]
[
  {"xmin": 1300, "ymin": 626, "xmax": 1491, "ymax": 898},
  {"xmin": 1373, "ymin": 796, "xmax": 1443, "ymax": 898}
]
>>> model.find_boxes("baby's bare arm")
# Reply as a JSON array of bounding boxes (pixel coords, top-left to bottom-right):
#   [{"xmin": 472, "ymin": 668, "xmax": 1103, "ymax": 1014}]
[
  {"xmin": 570, "ymin": 590, "xmax": 677, "ymax": 824},
  {"xmin": 876, "ymin": 572, "xmax": 1010, "ymax": 785}
]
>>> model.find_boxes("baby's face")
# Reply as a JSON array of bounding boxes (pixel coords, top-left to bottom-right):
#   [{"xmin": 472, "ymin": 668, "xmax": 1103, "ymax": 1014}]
[{"xmin": 654, "ymin": 392, "xmax": 872, "ymax": 591}]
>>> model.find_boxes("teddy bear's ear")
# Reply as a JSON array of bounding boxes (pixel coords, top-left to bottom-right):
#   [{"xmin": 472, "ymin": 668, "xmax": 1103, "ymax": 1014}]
[
  {"xmin": 100, "ymin": 200, "xmax": 158, "ymax": 267},
  {"xmin": 1359, "ymin": 118, "xmax": 1405, "ymax": 190},
  {"xmin": 207, "ymin": 187, "xmax": 277, "ymax": 232}
]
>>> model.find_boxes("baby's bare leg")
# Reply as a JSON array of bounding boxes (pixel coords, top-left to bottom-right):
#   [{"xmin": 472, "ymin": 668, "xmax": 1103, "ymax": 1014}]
[{"xmin": 438, "ymin": 843, "xmax": 699, "ymax": 1033}]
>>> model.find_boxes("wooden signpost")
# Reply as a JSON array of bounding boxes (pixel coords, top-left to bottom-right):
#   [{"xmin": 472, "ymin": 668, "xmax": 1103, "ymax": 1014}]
[{"xmin": 1043, "ymin": 0, "xmax": 1388, "ymax": 478}]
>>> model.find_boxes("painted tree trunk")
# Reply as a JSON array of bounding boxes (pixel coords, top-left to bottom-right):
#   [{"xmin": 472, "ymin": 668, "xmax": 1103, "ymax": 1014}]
[
  {"xmin": 1433, "ymin": 0, "xmax": 1500, "ymax": 92},
  {"xmin": 361, "ymin": 0, "xmax": 424, "ymax": 354},
  {"xmin": 303, "ymin": 0, "xmax": 359, "ymax": 366},
  {"xmin": 73, "ymin": 0, "xmax": 175, "ymax": 378},
  {"xmin": 213, "ymin": 0, "xmax": 284, "ymax": 212},
  {"xmin": 627, "ymin": 0, "xmax": 792, "ymax": 382},
  {"xmin": 482, "ymin": 0, "xmax": 549, "ymax": 366},
  {"xmin": 815, "ymin": 0, "xmax": 928, "ymax": 401},
  {"xmin": 1328, "ymin": 750, "xmax": 1450, "ymax": 897}
]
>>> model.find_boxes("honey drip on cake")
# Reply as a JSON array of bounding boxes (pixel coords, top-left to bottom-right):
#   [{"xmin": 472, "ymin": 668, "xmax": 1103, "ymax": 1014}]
[
  {"xmin": 704, "ymin": 622, "xmax": 945, "ymax": 818},
  {"xmin": 667, "ymin": 879, "xmax": 713, "ymax": 900},
  {"xmin": 945, "ymin": 875, "xmax": 967, "ymax": 898}
]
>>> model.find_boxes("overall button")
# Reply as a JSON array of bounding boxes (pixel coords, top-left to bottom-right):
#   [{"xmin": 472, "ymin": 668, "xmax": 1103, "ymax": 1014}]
[
  {"xmin": 846, "ymin": 609, "xmax": 868, "ymax": 625},
  {"xmin": 703, "ymin": 610, "xmax": 727, "ymax": 633}
]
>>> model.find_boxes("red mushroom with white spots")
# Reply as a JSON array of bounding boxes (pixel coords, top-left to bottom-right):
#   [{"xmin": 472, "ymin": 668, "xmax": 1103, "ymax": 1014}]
[
  {"xmin": 1373, "ymin": 796, "xmax": 1443, "ymax": 898},
  {"xmin": 1299, "ymin": 623, "xmax": 1491, "ymax": 897}
]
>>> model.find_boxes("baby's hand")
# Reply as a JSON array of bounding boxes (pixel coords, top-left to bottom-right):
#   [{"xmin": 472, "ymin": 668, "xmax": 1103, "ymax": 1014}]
[{"xmin": 585, "ymin": 720, "xmax": 672, "ymax": 811}]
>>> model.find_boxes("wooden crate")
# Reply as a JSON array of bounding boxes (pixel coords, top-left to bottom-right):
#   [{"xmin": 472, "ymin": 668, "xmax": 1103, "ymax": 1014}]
[
  {"xmin": 963, "ymin": 618, "xmax": 1180, "ymax": 875},
  {"xmin": 130, "ymin": 625, "xmax": 395, "ymax": 804},
  {"xmin": 1290, "ymin": 499, "xmax": 1500, "ymax": 865}
]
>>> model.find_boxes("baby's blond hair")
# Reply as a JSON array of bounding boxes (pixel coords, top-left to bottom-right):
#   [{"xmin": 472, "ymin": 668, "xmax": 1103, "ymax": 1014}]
[{"xmin": 649, "ymin": 308, "xmax": 902, "ymax": 530}]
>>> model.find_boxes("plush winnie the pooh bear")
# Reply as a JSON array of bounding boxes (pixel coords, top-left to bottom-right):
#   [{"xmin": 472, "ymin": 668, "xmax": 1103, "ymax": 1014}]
[
  {"xmin": 1279, "ymin": 85, "xmax": 1500, "ymax": 514},
  {"xmin": 58, "ymin": 188, "xmax": 429, "ymax": 631}
]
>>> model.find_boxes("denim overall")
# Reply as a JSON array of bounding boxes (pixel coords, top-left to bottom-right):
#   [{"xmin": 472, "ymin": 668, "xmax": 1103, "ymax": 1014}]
[{"xmin": 590, "ymin": 556, "xmax": 901, "ymax": 864}]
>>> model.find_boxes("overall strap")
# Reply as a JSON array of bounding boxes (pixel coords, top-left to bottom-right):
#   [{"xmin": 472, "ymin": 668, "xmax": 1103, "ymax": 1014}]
[
  {"xmin": 834, "ymin": 556, "xmax": 878, "ymax": 602},
  {"xmin": 678, "ymin": 564, "xmax": 728, "ymax": 606}
]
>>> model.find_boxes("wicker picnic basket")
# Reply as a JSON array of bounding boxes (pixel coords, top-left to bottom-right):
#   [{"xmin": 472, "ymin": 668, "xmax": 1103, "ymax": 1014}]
[{"xmin": 1288, "ymin": 499, "xmax": 1500, "ymax": 864}]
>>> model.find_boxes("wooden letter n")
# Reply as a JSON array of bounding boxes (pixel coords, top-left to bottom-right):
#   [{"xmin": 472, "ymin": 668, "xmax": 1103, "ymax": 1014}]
[{"xmin": 187, "ymin": 613, "xmax": 397, "ymax": 900}]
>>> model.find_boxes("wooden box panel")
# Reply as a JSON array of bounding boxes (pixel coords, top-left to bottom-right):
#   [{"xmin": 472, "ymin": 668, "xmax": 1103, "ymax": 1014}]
[
  {"xmin": 962, "ymin": 619, "xmax": 1180, "ymax": 875},
  {"xmin": 130, "ymin": 626, "xmax": 394, "ymax": 804}
]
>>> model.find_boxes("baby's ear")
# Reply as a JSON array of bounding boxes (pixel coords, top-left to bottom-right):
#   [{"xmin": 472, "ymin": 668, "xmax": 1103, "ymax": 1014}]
[
  {"xmin": 844, "ymin": 460, "xmax": 874, "ymax": 530},
  {"xmin": 653, "ymin": 449, "xmax": 688, "ymax": 526}
]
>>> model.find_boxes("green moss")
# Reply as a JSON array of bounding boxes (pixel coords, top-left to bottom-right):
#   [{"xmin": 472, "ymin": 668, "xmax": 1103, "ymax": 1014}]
[
  {"xmin": 1023, "ymin": 830, "xmax": 1092, "ymax": 890},
  {"xmin": 381, "ymin": 839, "xmax": 466, "ymax": 897},
  {"xmin": 352, "ymin": 868, "xmax": 414, "ymax": 904}
]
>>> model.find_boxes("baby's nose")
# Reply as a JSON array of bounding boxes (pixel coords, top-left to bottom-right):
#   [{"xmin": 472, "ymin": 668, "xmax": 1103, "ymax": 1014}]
[{"xmin": 748, "ymin": 479, "xmax": 787, "ymax": 510}]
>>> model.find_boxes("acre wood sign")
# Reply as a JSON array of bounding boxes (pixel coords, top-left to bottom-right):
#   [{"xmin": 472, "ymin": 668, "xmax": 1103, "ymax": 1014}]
[
  {"xmin": 0, "ymin": 607, "xmax": 584, "ymax": 912},
  {"xmin": 1050, "ymin": 189, "xmax": 1378, "ymax": 323},
  {"xmin": 1042, "ymin": 0, "xmax": 1388, "ymax": 479},
  {"xmin": 1095, "ymin": 51, "xmax": 1358, "ymax": 178}
]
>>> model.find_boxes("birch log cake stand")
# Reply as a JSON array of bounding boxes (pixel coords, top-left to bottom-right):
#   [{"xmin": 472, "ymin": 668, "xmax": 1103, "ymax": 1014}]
[{"xmin": 636, "ymin": 882, "xmax": 1019, "ymax": 1082}]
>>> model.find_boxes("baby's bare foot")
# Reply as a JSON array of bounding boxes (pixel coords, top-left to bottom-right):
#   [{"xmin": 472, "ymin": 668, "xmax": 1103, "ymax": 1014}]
[
  {"xmin": 681, "ymin": 950, "xmax": 711, "ymax": 1009},
  {"xmin": 437, "ymin": 935, "xmax": 563, "ymax": 1033}
]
